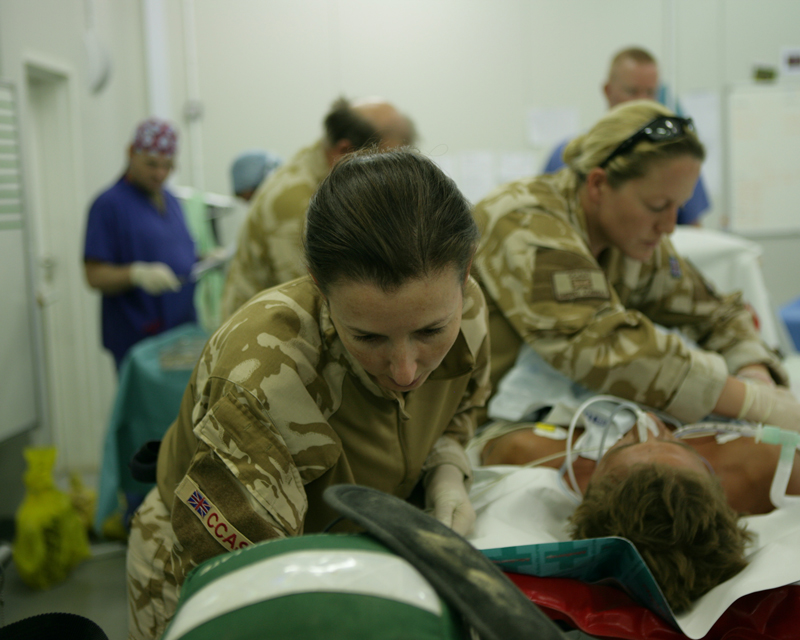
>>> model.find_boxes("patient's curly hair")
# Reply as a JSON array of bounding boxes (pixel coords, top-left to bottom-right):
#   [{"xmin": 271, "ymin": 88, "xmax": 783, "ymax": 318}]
[{"xmin": 569, "ymin": 464, "xmax": 753, "ymax": 613}]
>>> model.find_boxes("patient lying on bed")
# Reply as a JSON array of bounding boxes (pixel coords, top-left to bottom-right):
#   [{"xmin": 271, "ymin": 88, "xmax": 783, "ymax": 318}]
[{"xmin": 479, "ymin": 416, "xmax": 800, "ymax": 612}]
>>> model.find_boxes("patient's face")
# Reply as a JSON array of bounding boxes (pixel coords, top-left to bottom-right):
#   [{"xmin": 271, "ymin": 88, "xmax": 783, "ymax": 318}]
[{"xmin": 593, "ymin": 418, "xmax": 711, "ymax": 479}]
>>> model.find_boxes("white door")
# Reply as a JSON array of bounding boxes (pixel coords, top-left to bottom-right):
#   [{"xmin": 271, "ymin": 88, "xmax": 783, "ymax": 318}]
[{"xmin": 23, "ymin": 62, "xmax": 115, "ymax": 474}]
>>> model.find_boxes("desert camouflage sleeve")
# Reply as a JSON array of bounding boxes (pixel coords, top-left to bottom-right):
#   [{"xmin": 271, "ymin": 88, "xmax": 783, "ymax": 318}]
[
  {"xmin": 618, "ymin": 237, "xmax": 786, "ymax": 385},
  {"xmin": 476, "ymin": 206, "xmax": 783, "ymax": 423},
  {"xmin": 164, "ymin": 291, "xmax": 344, "ymax": 580}
]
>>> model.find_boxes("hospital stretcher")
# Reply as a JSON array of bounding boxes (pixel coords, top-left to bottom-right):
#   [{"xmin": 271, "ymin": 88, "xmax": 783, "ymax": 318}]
[{"xmin": 468, "ymin": 465, "xmax": 800, "ymax": 640}]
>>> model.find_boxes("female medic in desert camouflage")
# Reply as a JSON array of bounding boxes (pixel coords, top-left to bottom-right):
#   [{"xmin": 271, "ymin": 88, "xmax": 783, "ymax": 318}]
[{"xmin": 126, "ymin": 148, "xmax": 491, "ymax": 639}]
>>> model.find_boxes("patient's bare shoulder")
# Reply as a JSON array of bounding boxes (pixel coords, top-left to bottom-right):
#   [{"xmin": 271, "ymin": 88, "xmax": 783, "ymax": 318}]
[
  {"xmin": 481, "ymin": 427, "xmax": 570, "ymax": 466},
  {"xmin": 688, "ymin": 436, "xmax": 798, "ymax": 515}
]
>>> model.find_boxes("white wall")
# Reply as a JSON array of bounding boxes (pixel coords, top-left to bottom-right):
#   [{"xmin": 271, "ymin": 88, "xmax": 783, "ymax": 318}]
[
  {"xmin": 1, "ymin": 0, "xmax": 799, "ymax": 511},
  {"xmin": 0, "ymin": 0, "xmax": 149, "ymax": 505},
  {"xmin": 172, "ymin": 1, "xmax": 800, "ymax": 215},
  {"xmin": 176, "ymin": 0, "xmax": 800, "ymax": 308},
  {"xmin": 179, "ymin": 0, "xmax": 668, "ymax": 195}
]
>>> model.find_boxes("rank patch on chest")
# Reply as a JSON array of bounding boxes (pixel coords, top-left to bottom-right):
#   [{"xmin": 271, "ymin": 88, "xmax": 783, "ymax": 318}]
[
  {"xmin": 552, "ymin": 269, "xmax": 610, "ymax": 301},
  {"xmin": 177, "ymin": 476, "xmax": 254, "ymax": 551},
  {"xmin": 669, "ymin": 256, "xmax": 682, "ymax": 278}
]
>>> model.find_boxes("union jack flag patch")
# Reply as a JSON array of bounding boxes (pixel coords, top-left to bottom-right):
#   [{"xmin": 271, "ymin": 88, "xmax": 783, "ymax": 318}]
[{"xmin": 188, "ymin": 490, "xmax": 211, "ymax": 516}]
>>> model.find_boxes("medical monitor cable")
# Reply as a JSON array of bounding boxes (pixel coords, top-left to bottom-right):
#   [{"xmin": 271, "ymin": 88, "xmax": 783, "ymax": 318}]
[
  {"xmin": 468, "ymin": 443, "xmax": 605, "ymax": 506},
  {"xmin": 563, "ymin": 395, "xmax": 657, "ymax": 503}
]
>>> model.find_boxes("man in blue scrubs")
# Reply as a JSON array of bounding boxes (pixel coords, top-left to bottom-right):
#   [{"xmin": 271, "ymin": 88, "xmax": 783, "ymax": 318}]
[
  {"xmin": 83, "ymin": 118, "xmax": 197, "ymax": 369},
  {"xmin": 542, "ymin": 47, "xmax": 710, "ymax": 226}
]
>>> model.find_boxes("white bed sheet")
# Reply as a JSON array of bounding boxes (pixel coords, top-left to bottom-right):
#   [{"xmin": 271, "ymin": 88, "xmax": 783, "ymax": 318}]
[
  {"xmin": 671, "ymin": 227, "xmax": 784, "ymax": 352},
  {"xmin": 467, "ymin": 465, "xmax": 800, "ymax": 639}
]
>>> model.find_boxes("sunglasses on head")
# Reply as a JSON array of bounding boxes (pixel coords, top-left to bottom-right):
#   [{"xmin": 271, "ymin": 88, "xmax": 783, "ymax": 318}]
[{"xmin": 598, "ymin": 115, "xmax": 695, "ymax": 169}]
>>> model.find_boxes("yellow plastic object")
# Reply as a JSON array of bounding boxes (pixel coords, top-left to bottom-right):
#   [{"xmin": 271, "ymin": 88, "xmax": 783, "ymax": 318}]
[
  {"xmin": 12, "ymin": 447, "xmax": 91, "ymax": 589},
  {"xmin": 532, "ymin": 422, "xmax": 569, "ymax": 440},
  {"xmin": 69, "ymin": 471, "xmax": 97, "ymax": 533}
]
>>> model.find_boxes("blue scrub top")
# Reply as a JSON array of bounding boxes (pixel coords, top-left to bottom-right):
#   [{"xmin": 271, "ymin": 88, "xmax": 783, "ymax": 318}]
[{"xmin": 84, "ymin": 176, "xmax": 197, "ymax": 367}]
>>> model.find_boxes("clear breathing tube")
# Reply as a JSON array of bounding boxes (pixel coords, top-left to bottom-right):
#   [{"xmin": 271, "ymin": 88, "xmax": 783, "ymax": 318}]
[
  {"xmin": 561, "ymin": 398, "xmax": 800, "ymax": 509},
  {"xmin": 674, "ymin": 422, "xmax": 800, "ymax": 509}
]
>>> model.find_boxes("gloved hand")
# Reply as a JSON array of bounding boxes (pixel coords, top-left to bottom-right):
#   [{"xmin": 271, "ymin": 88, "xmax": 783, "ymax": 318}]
[
  {"xmin": 203, "ymin": 245, "xmax": 233, "ymax": 263},
  {"xmin": 738, "ymin": 378, "xmax": 800, "ymax": 433},
  {"xmin": 425, "ymin": 464, "xmax": 475, "ymax": 536},
  {"xmin": 736, "ymin": 364, "xmax": 776, "ymax": 387},
  {"xmin": 129, "ymin": 261, "xmax": 181, "ymax": 295}
]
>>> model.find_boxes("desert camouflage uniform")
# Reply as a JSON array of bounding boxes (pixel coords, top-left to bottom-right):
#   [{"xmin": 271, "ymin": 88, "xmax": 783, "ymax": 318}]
[
  {"xmin": 473, "ymin": 169, "xmax": 786, "ymax": 425},
  {"xmin": 220, "ymin": 140, "xmax": 329, "ymax": 320},
  {"xmin": 127, "ymin": 276, "xmax": 490, "ymax": 639}
]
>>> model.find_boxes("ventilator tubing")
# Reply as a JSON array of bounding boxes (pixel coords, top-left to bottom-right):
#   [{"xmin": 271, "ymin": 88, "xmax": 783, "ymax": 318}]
[
  {"xmin": 567, "ymin": 397, "xmax": 800, "ymax": 509},
  {"xmin": 758, "ymin": 425, "xmax": 800, "ymax": 509},
  {"xmin": 676, "ymin": 422, "xmax": 800, "ymax": 509}
]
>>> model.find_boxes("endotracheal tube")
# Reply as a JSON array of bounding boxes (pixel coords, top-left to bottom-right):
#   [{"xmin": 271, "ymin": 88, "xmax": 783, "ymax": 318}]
[
  {"xmin": 673, "ymin": 422, "xmax": 800, "ymax": 508},
  {"xmin": 562, "ymin": 396, "xmax": 800, "ymax": 509}
]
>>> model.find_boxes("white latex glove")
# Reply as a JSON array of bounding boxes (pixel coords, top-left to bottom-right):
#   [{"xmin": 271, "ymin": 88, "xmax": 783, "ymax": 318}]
[
  {"xmin": 736, "ymin": 364, "xmax": 776, "ymax": 387},
  {"xmin": 203, "ymin": 245, "xmax": 233, "ymax": 263},
  {"xmin": 425, "ymin": 463, "xmax": 475, "ymax": 536},
  {"xmin": 738, "ymin": 378, "xmax": 800, "ymax": 433},
  {"xmin": 129, "ymin": 261, "xmax": 181, "ymax": 295}
]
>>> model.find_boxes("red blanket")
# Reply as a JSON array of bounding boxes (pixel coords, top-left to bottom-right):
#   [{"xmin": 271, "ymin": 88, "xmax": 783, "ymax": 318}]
[{"xmin": 507, "ymin": 573, "xmax": 800, "ymax": 640}]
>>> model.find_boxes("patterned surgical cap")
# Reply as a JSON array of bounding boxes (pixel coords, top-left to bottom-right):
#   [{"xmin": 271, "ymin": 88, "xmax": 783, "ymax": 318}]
[{"xmin": 132, "ymin": 118, "xmax": 178, "ymax": 157}]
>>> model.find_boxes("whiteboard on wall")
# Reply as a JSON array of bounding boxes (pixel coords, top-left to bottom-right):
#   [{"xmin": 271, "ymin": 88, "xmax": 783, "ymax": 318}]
[
  {"xmin": 727, "ymin": 84, "xmax": 800, "ymax": 234},
  {"xmin": 0, "ymin": 82, "xmax": 38, "ymax": 442}
]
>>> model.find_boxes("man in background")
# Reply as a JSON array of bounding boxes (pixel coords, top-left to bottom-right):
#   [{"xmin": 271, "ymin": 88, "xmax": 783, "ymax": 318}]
[
  {"xmin": 230, "ymin": 150, "xmax": 282, "ymax": 202},
  {"xmin": 542, "ymin": 46, "xmax": 710, "ymax": 226},
  {"xmin": 83, "ymin": 118, "xmax": 197, "ymax": 369},
  {"xmin": 220, "ymin": 96, "xmax": 417, "ymax": 319}
]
